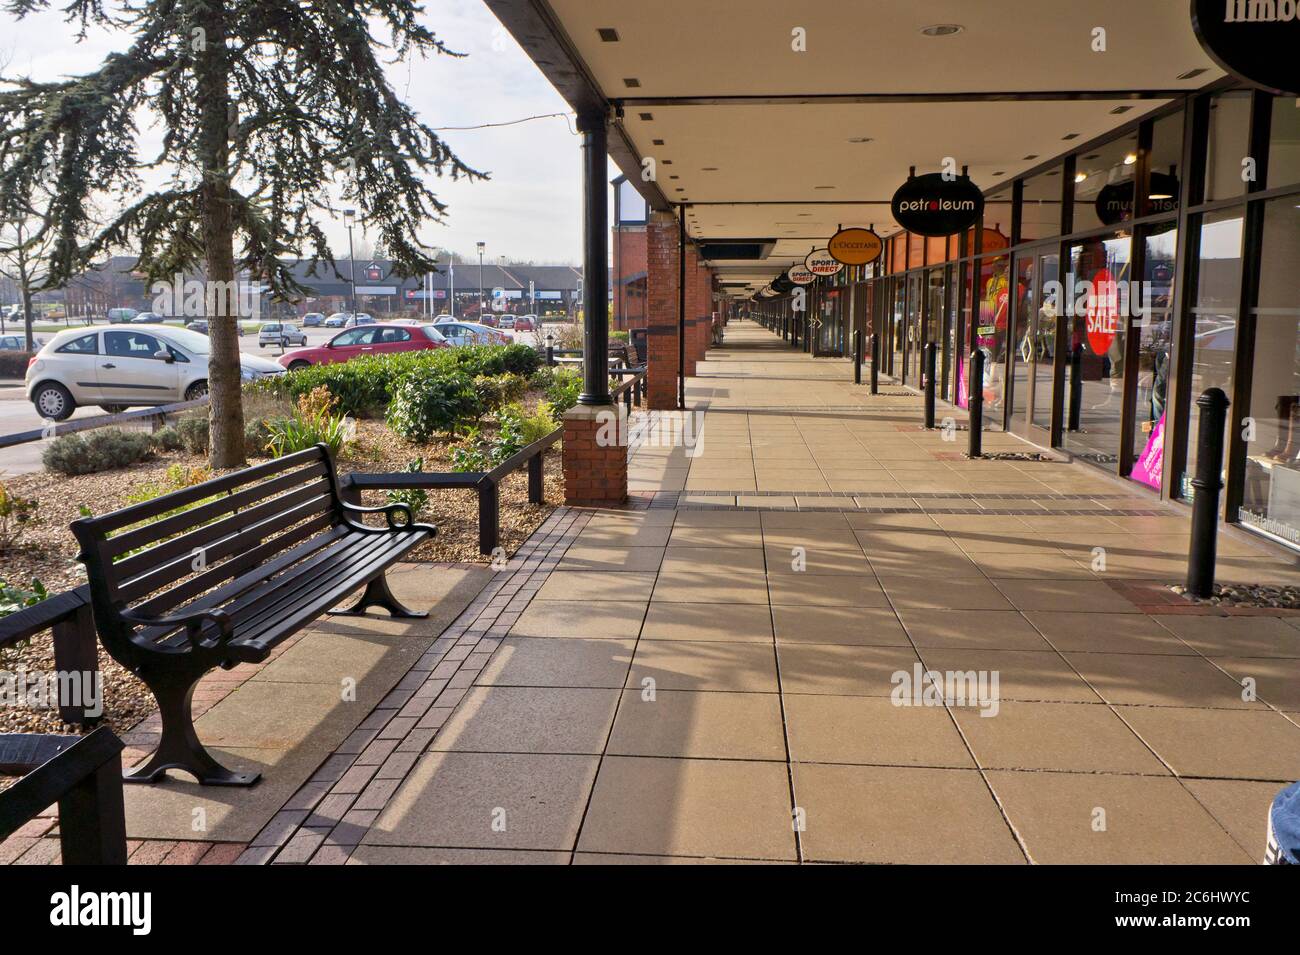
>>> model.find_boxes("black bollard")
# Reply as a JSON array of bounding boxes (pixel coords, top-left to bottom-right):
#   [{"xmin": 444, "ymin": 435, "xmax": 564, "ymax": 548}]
[
  {"xmin": 869, "ymin": 333, "xmax": 879, "ymax": 395},
  {"xmin": 923, "ymin": 342, "xmax": 937, "ymax": 429},
  {"xmin": 546, "ymin": 342, "xmax": 555, "ymax": 367},
  {"xmin": 1068, "ymin": 343, "xmax": 1083, "ymax": 432},
  {"xmin": 1186, "ymin": 388, "xmax": 1230, "ymax": 599},
  {"xmin": 853, "ymin": 329, "xmax": 863, "ymax": 385},
  {"xmin": 967, "ymin": 349, "xmax": 984, "ymax": 458}
]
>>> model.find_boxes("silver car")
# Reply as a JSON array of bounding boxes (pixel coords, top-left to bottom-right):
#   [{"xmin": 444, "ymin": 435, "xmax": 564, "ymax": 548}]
[{"xmin": 258, "ymin": 322, "xmax": 307, "ymax": 347}]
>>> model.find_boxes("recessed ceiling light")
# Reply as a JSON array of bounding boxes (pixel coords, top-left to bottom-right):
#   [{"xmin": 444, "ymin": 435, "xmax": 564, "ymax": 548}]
[
  {"xmin": 652, "ymin": 138, "xmax": 664, "ymax": 145},
  {"xmin": 1110, "ymin": 106, "xmax": 1133, "ymax": 114},
  {"xmin": 598, "ymin": 27, "xmax": 620, "ymax": 42},
  {"xmin": 1123, "ymin": 153, "xmax": 1138, "ymax": 165},
  {"xmin": 1062, "ymin": 132, "xmax": 1080, "ymax": 140},
  {"xmin": 701, "ymin": 167, "xmax": 719, "ymax": 171},
  {"xmin": 848, "ymin": 137, "xmax": 873, "ymax": 144},
  {"xmin": 992, "ymin": 171, "xmax": 1005, "ymax": 177},
  {"xmin": 1084, "ymin": 153, "xmax": 1100, "ymax": 160},
  {"xmin": 622, "ymin": 77, "xmax": 641, "ymax": 88},
  {"xmin": 638, "ymin": 112, "xmax": 653, "ymax": 122},
  {"xmin": 662, "ymin": 159, "xmax": 673, "ymax": 165},
  {"xmin": 675, "ymin": 188, "xmax": 684, "ymax": 192},
  {"xmin": 669, "ymin": 175, "xmax": 679, "ymax": 180},
  {"xmin": 814, "ymin": 185, "xmax": 836, "ymax": 190},
  {"xmin": 920, "ymin": 24, "xmax": 963, "ymax": 37},
  {"xmin": 1023, "ymin": 154, "xmax": 1038, "ymax": 160},
  {"xmin": 1075, "ymin": 171, "xmax": 1089, "ymax": 183},
  {"xmin": 1178, "ymin": 68, "xmax": 1208, "ymax": 80}
]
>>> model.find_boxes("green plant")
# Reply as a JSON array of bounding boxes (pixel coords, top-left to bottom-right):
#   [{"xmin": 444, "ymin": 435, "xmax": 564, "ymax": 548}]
[
  {"xmin": 472, "ymin": 372, "xmax": 528, "ymax": 414},
  {"xmin": 174, "ymin": 415, "xmax": 210, "ymax": 454},
  {"xmin": 150, "ymin": 425, "xmax": 185, "ymax": 452},
  {"xmin": 450, "ymin": 427, "xmax": 492, "ymax": 472},
  {"xmin": 498, "ymin": 401, "xmax": 559, "ymax": 444},
  {"xmin": 0, "ymin": 577, "xmax": 47, "ymax": 617},
  {"xmin": 43, "ymin": 428, "xmax": 155, "ymax": 475},
  {"xmin": 0, "ymin": 483, "xmax": 38, "ymax": 551},
  {"xmin": 126, "ymin": 463, "xmax": 213, "ymax": 505},
  {"xmin": 385, "ymin": 457, "xmax": 429, "ymax": 518},
  {"xmin": 386, "ymin": 367, "xmax": 480, "ymax": 442},
  {"xmin": 265, "ymin": 388, "xmax": 352, "ymax": 458},
  {"xmin": 543, "ymin": 367, "xmax": 582, "ymax": 416}
]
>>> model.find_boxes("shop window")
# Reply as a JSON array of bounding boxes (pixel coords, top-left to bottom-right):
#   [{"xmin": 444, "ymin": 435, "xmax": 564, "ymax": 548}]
[
  {"xmin": 1072, "ymin": 133, "xmax": 1139, "ymax": 232},
  {"xmin": 1130, "ymin": 224, "xmax": 1178, "ymax": 490},
  {"xmin": 1147, "ymin": 112, "xmax": 1183, "ymax": 217},
  {"xmin": 907, "ymin": 232, "xmax": 924, "ymax": 268},
  {"xmin": 1266, "ymin": 95, "xmax": 1300, "ymax": 190},
  {"xmin": 926, "ymin": 235, "xmax": 946, "ymax": 265},
  {"xmin": 1239, "ymin": 198, "xmax": 1300, "ymax": 547},
  {"xmin": 985, "ymin": 186, "xmax": 1013, "ymax": 243},
  {"xmin": 1062, "ymin": 235, "xmax": 1132, "ymax": 466},
  {"xmin": 1203, "ymin": 91, "xmax": 1252, "ymax": 202},
  {"xmin": 972, "ymin": 255, "xmax": 1011, "ymax": 415},
  {"xmin": 1181, "ymin": 209, "xmax": 1245, "ymax": 499},
  {"xmin": 1021, "ymin": 165, "xmax": 1063, "ymax": 241}
]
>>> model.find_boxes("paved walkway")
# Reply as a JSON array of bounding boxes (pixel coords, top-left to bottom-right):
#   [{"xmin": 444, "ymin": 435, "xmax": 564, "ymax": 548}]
[{"xmin": 230, "ymin": 319, "xmax": 1299, "ymax": 865}]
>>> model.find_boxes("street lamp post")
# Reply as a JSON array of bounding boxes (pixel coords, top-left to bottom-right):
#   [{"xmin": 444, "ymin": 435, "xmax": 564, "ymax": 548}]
[
  {"xmin": 476, "ymin": 240, "xmax": 485, "ymax": 319},
  {"xmin": 343, "ymin": 209, "xmax": 359, "ymax": 319}
]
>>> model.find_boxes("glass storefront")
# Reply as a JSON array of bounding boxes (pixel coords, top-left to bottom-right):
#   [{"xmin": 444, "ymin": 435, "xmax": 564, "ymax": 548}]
[{"xmin": 1130, "ymin": 224, "xmax": 1177, "ymax": 491}]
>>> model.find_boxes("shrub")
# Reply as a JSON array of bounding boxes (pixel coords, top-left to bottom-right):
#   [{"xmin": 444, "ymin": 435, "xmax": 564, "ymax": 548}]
[
  {"xmin": 543, "ymin": 367, "xmax": 582, "ymax": 416},
  {"xmin": 387, "ymin": 367, "xmax": 480, "ymax": 442},
  {"xmin": 472, "ymin": 373, "xmax": 527, "ymax": 413},
  {"xmin": 266, "ymin": 388, "xmax": 352, "ymax": 458},
  {"xmin": 150, "ymin": 425, "xmax": 185, "ymax": 452},
  {"xmin": 499, "ymin": 401, "xmax": 559, "ymax": 444},
  {"xmin": 0, "ymin": 483, "xmax": 38, "ymax": 552},
  {"xmin": 385, "ymin": 457, "xmax": 429, "ymax": 518},
  {"xmin": 0, "ymin": 578, "xmax": 47, "ymax": 617},
  {"xmin": 174, "ymin": 415, "xmax": 210, "ymax": 454},
  {"xmin": 43, "ymin": 428, "xmax": 154, "ymax": 475}
]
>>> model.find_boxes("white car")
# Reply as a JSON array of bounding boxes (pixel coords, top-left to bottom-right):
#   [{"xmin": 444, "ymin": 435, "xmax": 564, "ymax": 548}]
[
  {"xmin": 435, "ymin": 322, "xmax": 509, "ymax": 346},
  {"xmin": 25, "ymin": 325, "xmax": 284, "ymax": 420},
  {"xmin": 258, "ymin": 322, "xmax": 307, "ymax": 347}
]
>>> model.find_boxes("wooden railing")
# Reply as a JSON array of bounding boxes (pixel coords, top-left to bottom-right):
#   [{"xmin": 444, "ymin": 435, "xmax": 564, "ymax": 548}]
[
  {"xmin": 0, "ymin": 585, "xmax": 99, "ymax": 727},
  {"xmin": 0, "ymin": 396, "xmax": 209, "ymax": 450}
]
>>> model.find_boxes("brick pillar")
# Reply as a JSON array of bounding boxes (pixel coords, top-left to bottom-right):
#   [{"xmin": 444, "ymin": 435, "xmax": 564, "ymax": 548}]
[
  {"xmin": 563, "ymin": 403, "xmax": 627, "ymax": 507},
  {"xmin": 682, "ymin": 245, "xmax": 701, "ymax": 377},
  {"xmin": 645, "ymin": 210, "xmax": 680, "ymax": 410},
  {"xmin": 694, "ymin": 262, "xmax": 712, "ymax": 364}
]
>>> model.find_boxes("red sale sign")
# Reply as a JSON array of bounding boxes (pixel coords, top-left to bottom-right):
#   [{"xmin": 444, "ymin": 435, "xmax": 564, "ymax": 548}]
[{"xmin": 1086, "ymin": 268, "xmax": 1121, "ymax": 355}]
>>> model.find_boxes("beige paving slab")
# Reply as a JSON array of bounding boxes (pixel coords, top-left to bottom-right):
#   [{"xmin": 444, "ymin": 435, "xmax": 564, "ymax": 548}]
[
  {"xmin": 777, "ymin": 644, "xmax": 921, "ymax": 696},
  {"xmin": 1210, "ymin": 656, "xmax": 1300, "ymax": 710},
  {"xmin": 606, "ymin": 689, "xmax": 787, "ymax": 760},
  {"xmin": 1152, "ymin": 614, "xmax": 1300, "ymax": 658},
  {"xmin": 985, "ymin": 770, "xmax": 1254, "ymax": 864},
  {"xmin": 1116, "ymin": 705, "xmax": 1300, "ymax": 780},
  {"xmin": 867, "ymin": 550, "xmax": 987, "ymax": 577},
  {"xmin": 627, "ymin": 640, "xmax": 779, "ymax": 692},
  {"xmin": 793, "ymin": 764, "xmax": 1025, "ymax": 864},
  {"xmin": 364, "ymin": 752, "xmax": 600, "ymax": 851},
  {"xmin": 1024, "ymin": 611, "xmax": 1197, "ymax": 654},
  {"xmin": 899, "ymin": 609, "xmax": 1052, "ymax": 651},
  {"xmin": 575, "ymin": 523, "xmax": 673, "ymax": 547},
  {"xmin": 577, "ymin": 756, "xmax": 797, "ymax": 861},
  {"xmin": 1063, "ymin": 651, "xmax": 1256, "ymax": 709},
  {"xmin": 879, "ymin": 575, "xmax": 1015, "ymax": 610},
  {"xmin": 765, "ymin": 546, "xmax": 874, "ymax": 576},
  {"xmin": 640, "ymin": 602, "xmax": 774, "ymax": 643},
  {"xmin": 667, "ymin": 524, "xmax": 764, "ymax": 547},
  {"xmin": 651, "ymin": 567, "xmax": 771, "ymax": 604},
  {"xmin": 670, "ymin": 509, "xmax": 762, "ymax": 528},
  {"xmin": 951, "ymin": 701, "xmax": 1168, "ymax": 774},
  {"xmin": 917, "ymin": 648, "xmax": 1103, "ymax": 703},
  {"xmin": 556, "ymin": 545, "xmax": 664, "ymax": 572},
  {"xmin": 430, "ymin": 686, "xmax": 621, "ymax": 755},
  {"xmin": 508, "ymin": 600, "xmax": 647, "ymax": 640},
  {"xmin": 1182, "ymin": 778, "xmax": 1279, "ymax": 861},
  {"xmin": 784, "ymin": 694, "xmax": 974, "ymax": 768},
  {"xmin": 535, "ymin": 571, "xmax": 658, "ymax": 602},
  {"xmin": 990, "ymin": 578, "xmax": 1140, "ymax": 613},
  {"xmin": 661, "ymin": 545, "xmax": 767, "ymax": 574},
  {"xmin": 348, "ymin": 846, "xmax": 570, "ymax": 865},
  {"xmin": 760, "ymin": 510, "xmax": 852, "ymax": 530},
  {"xmin": 772, "ymin": 606, "xmax": 911, "ymax": 646},
  {"xmin": 767, "ymin": 573, "xmax": 890, "ymax": 607},
  {"xmin": 476, "ymin": 637, "xmax": 635, "ymax": 689}
]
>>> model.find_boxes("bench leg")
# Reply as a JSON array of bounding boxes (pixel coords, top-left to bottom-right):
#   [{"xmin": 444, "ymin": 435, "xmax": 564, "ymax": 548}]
[
  {"xmin": 126, "ymin": 671, "xmax": 260, "ymax": 786},
  {"xmin": 328, "ymin": 572, "xmax": 428, "ymax": 619}
]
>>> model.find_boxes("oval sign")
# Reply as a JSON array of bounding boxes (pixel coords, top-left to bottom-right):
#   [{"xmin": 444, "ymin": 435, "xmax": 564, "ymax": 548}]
[
  {"xmin": 787, "ymin": 266, "xmax": 817, "ymax": 285},
  {"xmin": 891, "ymin": 172, "xmax": 984, "ymax": 238},
  {"xmin": 804, "ymin": 249, "xmax": 844, "ymax": 276},
  {"xmin": 826, "ymin": 227, "xmax": 883, "ymax": 266},
  {"xmin": 1191, "ymin": 0, "xmax": 1300, "ymax": 95},
  {"xmin": 1095, "ymin": 172, "xmax": 1180, "ymax": 225},
  {"xmin": 1085, "ymin": 268, "xmax": 1122, "ymax": 355}
]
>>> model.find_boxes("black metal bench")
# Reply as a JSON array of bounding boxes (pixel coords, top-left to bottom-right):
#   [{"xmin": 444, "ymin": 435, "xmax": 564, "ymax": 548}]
[{"xmin": 71, "ymin": 444, "xmax": 436, "ymax": 787}]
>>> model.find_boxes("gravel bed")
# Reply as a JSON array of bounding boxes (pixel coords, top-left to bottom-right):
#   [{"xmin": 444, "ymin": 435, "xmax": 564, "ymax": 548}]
[{"xmin": 1169, "ymin": 582, "xmax": 1300, "ymax": 609}]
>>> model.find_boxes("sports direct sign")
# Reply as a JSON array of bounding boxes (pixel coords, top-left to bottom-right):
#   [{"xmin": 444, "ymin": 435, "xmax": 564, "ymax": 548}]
[
  {"xmin": 804, "ymin": 249, "xmax": 844, "ymax": 277},
  {"xmin": 786, "ymin": 266, "xmax": 817, "ymax": 285},
  {"xmin": 1085, "ymin": 268, "xmax": 1122, "ymax": 355}
]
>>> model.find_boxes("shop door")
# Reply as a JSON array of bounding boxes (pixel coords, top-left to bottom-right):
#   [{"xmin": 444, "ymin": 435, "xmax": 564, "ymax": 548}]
[{"xmin": 1008, "ymin": 247, "xmax": 1059, "ymax": 444}]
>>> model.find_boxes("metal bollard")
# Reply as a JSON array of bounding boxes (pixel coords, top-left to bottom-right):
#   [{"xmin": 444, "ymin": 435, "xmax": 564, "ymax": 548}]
[
  {"xmin": 1185, "ymin": 388, "xmax": 1230, "ymax": 599},
  {"xmin": 869, "ymin": 333, "xmax": 880, "ymax": 395},
  {"xmin": 1068, "ymin": 343, "xmax": 1083, "ymax": 432},
  {"xmin": 923, "ymin": 342, "xmax": 937, "ymax": 429},
  {"xmin": 967, "ymin": 349, "xmax": 984, "ymax": 458},
  {"xmin": 853, "ymin": 329, "xmax": 863, "ymax": 385},
  {"xmin": 546, "ymin": 343, "xmax": 555, "ymax": 367}
]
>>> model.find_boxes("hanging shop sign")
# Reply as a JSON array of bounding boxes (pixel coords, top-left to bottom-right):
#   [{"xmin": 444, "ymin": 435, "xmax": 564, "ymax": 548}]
[
  {"xmin": 891, "ymin": 172, "xmax": 984, "ymax": 237},
  {"xmin": 826, "ymin": 227, "xmax": 883, "ymax": 266},
  {"xmin": 804, "ymin": 248, "xmax": 845, "ymax": 276},
  {"xmin": 1095, "ymin": 171, "xmax": 1181, "ymax": 225},
  {"xmin": 1085, "ymin": 268, "xmax": 1122, "ymax": 355},
  {"xmin": 1191, "ymin": 0, "xmax": 1300, "ymax": 95},
  {"xmin": 786, "ymin": 265, "xmax": 817, "ymax": 285}
]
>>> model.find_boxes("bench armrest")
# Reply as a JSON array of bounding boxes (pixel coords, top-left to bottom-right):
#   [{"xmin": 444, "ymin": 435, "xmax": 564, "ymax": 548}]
[
  {"xmin": 120, "ymin": 606, "xmax": 234, "ymax": 651},
  {"xmin": 340, "ymin": 501, "xmax": 436, "ymax": 536}
]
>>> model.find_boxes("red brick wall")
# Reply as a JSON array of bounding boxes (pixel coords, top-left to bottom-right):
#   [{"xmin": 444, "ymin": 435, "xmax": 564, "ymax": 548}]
[
  {"xmin": 645, "ymin": 210, "xmax": 680, "ymax": 410},
  {"xmin": 562, "ymin": 405, "xmax": 627, "ymax": 506},
  {"xmin": 612, "ymin": 225, "xmax": 648, "ymax": 331}
]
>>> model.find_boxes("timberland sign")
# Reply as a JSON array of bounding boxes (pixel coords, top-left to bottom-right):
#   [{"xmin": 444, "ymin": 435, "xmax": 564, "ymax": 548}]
[{"xmin": 1192, "ymin": 0, "xmax": 1300, "ymax": 94}]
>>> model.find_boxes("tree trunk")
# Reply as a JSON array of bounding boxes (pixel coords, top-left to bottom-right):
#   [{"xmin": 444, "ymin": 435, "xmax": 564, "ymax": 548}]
[
  {"xmin": 194, "ymin": 0, "xmax": 244, "ymax": 469},
  {"xmin": 21, "ymin": 286, "xmax": 33, "ymax": 352}
]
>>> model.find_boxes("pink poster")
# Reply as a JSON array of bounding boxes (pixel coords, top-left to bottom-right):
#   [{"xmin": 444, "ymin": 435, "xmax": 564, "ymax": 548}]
[
  {"xmin": 956, "ymin": 355, "xmax": 968, "ymax": 408},
  {"xmin": 1131, "ymin": 411, "xmax": 1165, "ymax": 490}
]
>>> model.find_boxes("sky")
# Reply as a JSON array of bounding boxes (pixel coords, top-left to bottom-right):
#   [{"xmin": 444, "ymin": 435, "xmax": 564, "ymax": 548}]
[{"xmin": 0, "ymin": 0, "xmax": 595, "ymax": 265}]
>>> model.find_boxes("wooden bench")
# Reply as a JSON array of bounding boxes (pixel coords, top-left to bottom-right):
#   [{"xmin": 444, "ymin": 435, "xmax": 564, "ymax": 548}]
[{"xmin": 71, "ymin": 444, "xmax": 436, "ymax": 787}]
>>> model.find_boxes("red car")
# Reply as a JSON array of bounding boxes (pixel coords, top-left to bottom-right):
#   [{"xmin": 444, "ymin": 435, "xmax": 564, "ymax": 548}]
[
  {"xmin": 514, "ymin": 315, "xmax": 535, "ymax": 331},
  {"xmin": 277, "ymin": 323, "xmax": 448, "ymax": 371}
]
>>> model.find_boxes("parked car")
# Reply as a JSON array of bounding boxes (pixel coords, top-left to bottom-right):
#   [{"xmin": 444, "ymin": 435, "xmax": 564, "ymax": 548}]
[
  {"xmin": 343, "ymin": 313, "xmax": 376, "ymax": 328},
  {"xmin": 301, "ymin": 312, "xmax": 325, "ymax": 327},
  {"xmin": 106, "ymin": 308, "xmax": 138, "ymax": 323},
  {"xmin": 324, "ymin": 312, "xmax": 349, "ymax": 327},
  {"xmin": 258, "ymin": 322, "xmax": 307, "ymax": 348},
  {"xmin": 498, "ymin": 315, "xmax": 516, "ymax": 329},
  {"xmin": 478, "ymin": 313, "xmax": 499, "ymax": 328},
  {"xmin": 183, "ymin": 319, "xmax": 244, "ymax": 336},
  {"xmin": 514, "ymin": 315, "xmax": 536, "ymax": 331},
  {"xmin": 0, "ymin": 334, "xmax": 43, "ymax": 351},
  {"xmin": 277, "ymin": 323, "xmax": 448, "ymax": 371},
  {"xmin": 435, "ymin": 321, "xmax": 509, "ymax": 346},
  {"xmin": 130, "ymin": 312, "xmax": 164, "ymax": 324},
  {"xmin": 25, "ymin": 325, "xmax": 285, "ymax": 420}
]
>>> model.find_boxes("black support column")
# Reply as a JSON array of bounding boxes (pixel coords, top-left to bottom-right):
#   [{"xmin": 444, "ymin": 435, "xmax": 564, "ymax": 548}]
[{"xmin": 577, "ymin": 109, "xmax": 610, "ymax": 406}]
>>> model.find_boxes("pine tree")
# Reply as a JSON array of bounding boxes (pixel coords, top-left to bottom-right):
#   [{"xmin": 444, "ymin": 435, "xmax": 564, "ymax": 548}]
[{"xmin": 0, "ymin": 0, "xmax": 482, "ymax": 466}]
